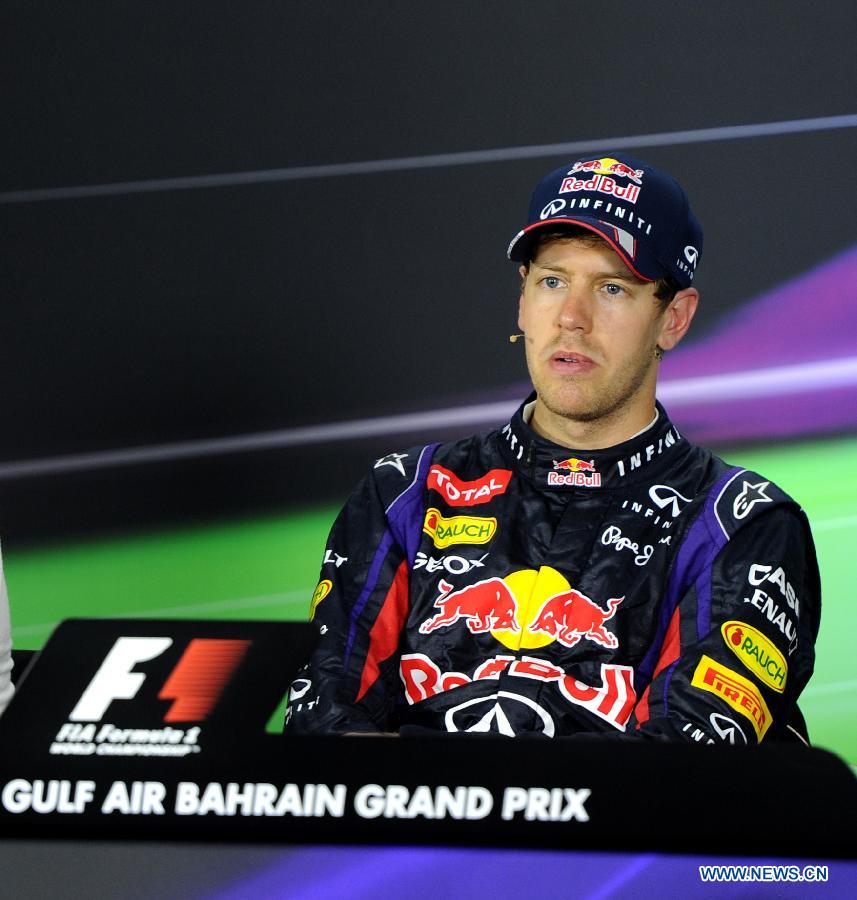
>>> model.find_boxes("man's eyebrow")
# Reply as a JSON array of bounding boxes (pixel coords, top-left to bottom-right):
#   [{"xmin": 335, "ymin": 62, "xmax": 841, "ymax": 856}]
[
  {"xmin": 603, "ymin": 270, "xmax": 648, "ymax": 283},
  {"xmin": 530, "ymin": 263, "xmax": 568, "ymax": 273},
  {"xmin": 531, "ymin": 261, "xmax": 646, "ymax": 283}
]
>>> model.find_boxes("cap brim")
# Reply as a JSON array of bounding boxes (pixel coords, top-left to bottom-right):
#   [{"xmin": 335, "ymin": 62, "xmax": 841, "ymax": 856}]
[{"xmin": 507, "ymin": 217, "xmax": 658, "ymax": 283}]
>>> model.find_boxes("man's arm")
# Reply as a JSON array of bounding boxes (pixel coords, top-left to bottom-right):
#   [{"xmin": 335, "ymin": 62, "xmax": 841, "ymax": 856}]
[
  {"xmin": 0, "ymin": 547, "xmax": 13, "ymax": 716},
  {"xmin": 284, "ymin": 447, "xmax": 435, "ymax": 734},
  {"xmin": 629, "ymin": 483, "xmax": 820, "ymax": 745}
]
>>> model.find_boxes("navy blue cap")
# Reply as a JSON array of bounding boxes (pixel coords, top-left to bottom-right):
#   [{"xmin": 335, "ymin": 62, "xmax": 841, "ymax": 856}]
[{"xmin": 507, "ymin": 153, "xmax": 703, "ymax": 288}]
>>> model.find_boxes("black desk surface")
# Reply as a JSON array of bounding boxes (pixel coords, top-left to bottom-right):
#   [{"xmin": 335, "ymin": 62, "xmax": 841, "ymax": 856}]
[{"xmin": 1, "ymin": 619, "xmax": 854, "ymax": 858}]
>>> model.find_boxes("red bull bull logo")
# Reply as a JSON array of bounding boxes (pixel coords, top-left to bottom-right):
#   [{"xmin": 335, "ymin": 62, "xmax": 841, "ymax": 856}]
[
  {"xmin": 419, "ymin": 578, "xmax": 520, "ymax": 634},
  {"xmin": 549, "ymin": 458, "xmax": 601, "ymax": 487},
  {"xmin": 570, "ymin": 159, "xmax": 605, "ymax": 174},
  {"xmin": 570, "ymin": 157, "xmax": 644, "ymax": 184},
  {"xmin": 418, "ymin": 566, "xmax": 622, "ymax": 652},
  {"xmin": 529, "ymin": 590, "xmax": 624, "ymax": 649},
  {"xmin": 553, "ymin": 457, "xmax": 596, "ymax": 472}
]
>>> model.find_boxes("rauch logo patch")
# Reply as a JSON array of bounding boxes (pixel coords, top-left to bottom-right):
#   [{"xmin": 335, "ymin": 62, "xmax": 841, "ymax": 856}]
[
  {"xmin": 721, "ymin": 621, "xmax": 787, "ymax": 693},
  {"xmin": 422, "ymin": 508, "xmax": 497, "ymax": 549}
]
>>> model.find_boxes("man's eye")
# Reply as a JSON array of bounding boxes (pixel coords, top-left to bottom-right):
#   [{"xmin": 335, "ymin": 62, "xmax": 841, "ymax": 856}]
[
  {"xmin": 542, "ymin": 276, "xmax": 563, "ymax": 289},
  {"xmin": 603, "ymin": 283, "xmax": 626, "ymax": 296}
]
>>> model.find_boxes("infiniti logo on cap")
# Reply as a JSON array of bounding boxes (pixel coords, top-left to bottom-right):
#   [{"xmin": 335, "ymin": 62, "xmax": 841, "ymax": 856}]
[{"xmin": 540, "ymin": 198, "xmax": 566, "ymax": 219}]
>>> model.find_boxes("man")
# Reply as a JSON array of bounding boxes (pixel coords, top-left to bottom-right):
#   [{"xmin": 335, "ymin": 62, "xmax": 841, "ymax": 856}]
[{"xmin": 284, "ymin": 154, "xmax": 820, "ymax": 743}]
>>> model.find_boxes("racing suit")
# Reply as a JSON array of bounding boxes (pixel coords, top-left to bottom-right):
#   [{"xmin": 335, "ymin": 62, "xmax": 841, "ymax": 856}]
[{"xmin": 285, "ymin": 396, "xmax": 820, "ymax": 744}]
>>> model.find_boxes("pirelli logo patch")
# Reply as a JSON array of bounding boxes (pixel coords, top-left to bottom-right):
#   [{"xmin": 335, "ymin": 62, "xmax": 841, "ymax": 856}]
[
  {"xmin": 422, "ymin": 508, "xmax": 497, "ymax": 550},
  {"xmin": 691, "ymin": 655, "xmax": 772, "ymax": 742}
]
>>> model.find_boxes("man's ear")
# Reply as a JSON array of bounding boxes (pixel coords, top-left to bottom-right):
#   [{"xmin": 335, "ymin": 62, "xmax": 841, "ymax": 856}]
[
  {"xmin": 658, "ymin": 288, "xmax": 699, "ymax": 352},
  {"xmin": 517, "ymin": 265, "xmax": 528, "ymax": 331}
]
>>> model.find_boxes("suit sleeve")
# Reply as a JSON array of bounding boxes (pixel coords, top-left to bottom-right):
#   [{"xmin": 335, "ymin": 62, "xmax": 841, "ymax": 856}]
[
  {"xmin": 283, "ymin": 464, "xmax": 414, "ymax": 734},
  {"xmin": 0, "ymin": 546, "xmax": 14, "ymax": 716},
  {"xmin": 629, "ymin": 485, "xmax": 820, "ymax": 745}
]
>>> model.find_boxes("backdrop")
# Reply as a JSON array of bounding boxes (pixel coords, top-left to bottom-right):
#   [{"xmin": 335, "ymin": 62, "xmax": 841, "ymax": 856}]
[{"xmin": 2, "ymin": 1, "xmax": 856, "ymax": 540}]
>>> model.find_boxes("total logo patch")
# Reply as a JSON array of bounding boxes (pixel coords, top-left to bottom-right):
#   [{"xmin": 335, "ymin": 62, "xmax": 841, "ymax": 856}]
[
  {"xmin": 309, "ymin": 580, "xmax": 332, "ymax": 620},
  {"xmin": 418, "ymin": 566, "xmax": 623, "ymax": 652},
  {"xmin": 427, "ymin": 465, "xmax": 512, "ymax": 506},
  {"xmin": 691, "ymin": 655, "xmax": 772, "ymax": 741},
  {"xmin": 721, "ymin": 621, "xmax": 787, "ymax": 693},
  {"xmin": 423, "ymin": 509, "xmax": 497, "ymax": 549}
]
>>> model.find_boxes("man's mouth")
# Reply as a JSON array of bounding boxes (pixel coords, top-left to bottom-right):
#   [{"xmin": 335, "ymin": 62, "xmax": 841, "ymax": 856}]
[
  {"xmin": 551, "ymin": 351, "xmax": 594, "ymax": 364},
  {"xmin": 549, "ymin": 350, "xmax": 596, "ymax": 373}
]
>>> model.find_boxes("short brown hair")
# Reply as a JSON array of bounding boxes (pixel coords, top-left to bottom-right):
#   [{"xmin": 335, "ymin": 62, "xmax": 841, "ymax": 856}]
[{"xmin": 521, "ymin": 228, "xmax": 679, "ymax": 307}]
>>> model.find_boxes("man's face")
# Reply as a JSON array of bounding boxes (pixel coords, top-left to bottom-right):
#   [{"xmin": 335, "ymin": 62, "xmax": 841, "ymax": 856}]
[{"xmin": 517, "ymin": 236, "xmax": 673, "ymax": 434}]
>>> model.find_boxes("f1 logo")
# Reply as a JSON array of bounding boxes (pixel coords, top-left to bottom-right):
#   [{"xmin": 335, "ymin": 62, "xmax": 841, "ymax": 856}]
[{"xmin": 69, "ymin": 636, "xmax": 250, "ymax": 722}]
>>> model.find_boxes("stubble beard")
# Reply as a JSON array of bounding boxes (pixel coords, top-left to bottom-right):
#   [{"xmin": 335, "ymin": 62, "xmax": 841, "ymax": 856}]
[{"xmin": 530, "ymin": 344, "xmax": 658, "ymax": 428}]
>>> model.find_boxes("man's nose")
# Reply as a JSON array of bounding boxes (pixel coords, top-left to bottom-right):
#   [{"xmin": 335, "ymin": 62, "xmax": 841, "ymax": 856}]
[{"xmin": 557, "ymin": 287, "xmax": 593, "ymax": 332}]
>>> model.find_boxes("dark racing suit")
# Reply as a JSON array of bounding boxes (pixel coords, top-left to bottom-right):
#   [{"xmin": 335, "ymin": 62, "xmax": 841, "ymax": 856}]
[{"xmin": 285, "ymin": 397, "xmax": 820, "ymax": 744}]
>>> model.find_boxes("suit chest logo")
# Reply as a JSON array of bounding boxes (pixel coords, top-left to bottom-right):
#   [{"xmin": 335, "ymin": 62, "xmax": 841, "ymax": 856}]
[
  {"xmin": 417, "ymin": 565, "xmax": 623, "ymax": 653},
  {"xmin": 427, "ymin": 466, "xmax": 512, "ymax": 506}
]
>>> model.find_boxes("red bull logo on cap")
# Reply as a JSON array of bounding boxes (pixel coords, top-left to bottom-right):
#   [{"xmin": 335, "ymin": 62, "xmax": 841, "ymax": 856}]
[
  {"xmin": 549, "ymin": 458, "xmax": 601, "ymax": 487},
  {"xmin": 570, "ymin": 157, "xmax": 644, "ymax": 184},
  {"xmin": 559, "ymin": 174, "xmax": 640, "ymax": 204}
]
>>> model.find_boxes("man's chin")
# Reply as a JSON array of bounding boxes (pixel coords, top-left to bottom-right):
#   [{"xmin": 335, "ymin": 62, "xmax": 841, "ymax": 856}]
[{"xmin": 537, "ymin": 391, "xmax": 604, "ymax": 424}]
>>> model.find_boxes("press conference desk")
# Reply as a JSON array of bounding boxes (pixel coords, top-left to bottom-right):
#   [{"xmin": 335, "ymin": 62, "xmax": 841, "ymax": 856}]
[
  {"xmin": 0, "ymin": 619, "xmax": 854, "ymax": 860},
  {"xmin": 2, "ymin": 732, "xmax": 856, "ymax": 860}
]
